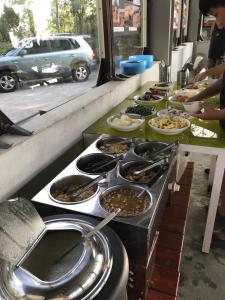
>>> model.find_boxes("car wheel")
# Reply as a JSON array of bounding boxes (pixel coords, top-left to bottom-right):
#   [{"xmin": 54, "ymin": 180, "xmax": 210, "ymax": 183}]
[
  {"xmin": 72, "ymin": 65, "xmax": 89, "ymax": 82},
  {"xmin": 0, "ymin": 72, "xmax": 18, "ymax": 93}
]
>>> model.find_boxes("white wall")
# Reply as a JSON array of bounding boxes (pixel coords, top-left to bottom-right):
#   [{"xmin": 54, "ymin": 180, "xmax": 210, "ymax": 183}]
[
  {"xmin": 171, "ymin": 42, "xmax": 194, "ymax": 82},
  {"xmin": 0, "ymin": 63, "xmax": 160, "ymax": 202}
]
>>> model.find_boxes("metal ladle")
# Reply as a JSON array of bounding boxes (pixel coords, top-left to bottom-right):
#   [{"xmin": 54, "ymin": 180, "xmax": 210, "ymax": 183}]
[{"xmin": 55, "ymin": 208, "xmax": 121, "ymax": 263}]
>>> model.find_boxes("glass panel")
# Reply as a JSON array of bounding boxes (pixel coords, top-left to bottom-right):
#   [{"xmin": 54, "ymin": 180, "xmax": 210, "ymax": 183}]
[
  {"xmin": 173, "ymin": 0, "xmax": 182, "ymax": 48},
  {"xmin": 112, "ymin": 0, "xmax": 143, "ymax": 72},
  {"xmin": 0, "ymin": 0, "xmax": 100, "ymax": 123},
  {"xmin": 201, "ymin": 16, "xmax": 215, "ymax": 41}
]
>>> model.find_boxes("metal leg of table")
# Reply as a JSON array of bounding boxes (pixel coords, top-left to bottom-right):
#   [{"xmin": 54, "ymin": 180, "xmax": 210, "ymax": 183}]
[
  {"xmin": 202, "ymin": 154, "xmax": 225, "ymax": 253},
  {"xmin": 208, "ymin": 156, "xmax": 217, "ymax": 187}
]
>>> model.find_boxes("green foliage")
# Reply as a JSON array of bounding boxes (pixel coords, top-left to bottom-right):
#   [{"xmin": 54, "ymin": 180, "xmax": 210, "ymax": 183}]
[
  {"xmin": 0, "ymin": 41, "xmax": 12, "ymax": 54},
  {"xmin": 15, "ymin": 8, "xmax": 36, "ymax": 40},
  {"xmin": 0, "ymin": 5, "xmax": 20, "ymax": 42},
  {"xmin": 48, "ymin": 0, "xmax": 97, "ymax": 35}
]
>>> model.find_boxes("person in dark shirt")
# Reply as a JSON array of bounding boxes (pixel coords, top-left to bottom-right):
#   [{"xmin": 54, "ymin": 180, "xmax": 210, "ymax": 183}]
[
  {"xmin": 208, "ymin": 22, "xmax": 225, "ymax": 69},
  {"xmin": 188, "ymin": 0, "xmax": 225, "ymax": 248}
]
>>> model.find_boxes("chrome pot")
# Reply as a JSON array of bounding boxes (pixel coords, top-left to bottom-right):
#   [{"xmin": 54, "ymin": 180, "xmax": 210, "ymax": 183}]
[{"xmin": 0, "ymin": 215, "xmax": 129, "ymax": 300}]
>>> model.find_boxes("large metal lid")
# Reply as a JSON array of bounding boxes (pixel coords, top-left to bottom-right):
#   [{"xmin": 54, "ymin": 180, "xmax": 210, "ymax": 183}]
[{"xmin": 0, "ymin": 217, "xmax": 113, "ymax": 300}]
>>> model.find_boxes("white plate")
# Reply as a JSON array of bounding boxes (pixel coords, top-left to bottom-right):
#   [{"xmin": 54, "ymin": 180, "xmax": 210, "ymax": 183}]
[
  {"xmin": 123, "ymin": 106, "xmax": 157, "ymax": 117},
  {"xmin": 157, "ymin": 108, "xmax": 192, "ymax": 119},
  {"xmin": 154, "ymin": 82, "xmax": 173, "ymax": 91},
  {"xmin": 134, "ymin": 94, "xmax": 164, "ymax": 107},
  {"xmin": 149, "ymin": 116, "xmax": 190, "ymax": 135},
  {"xmin": 107, "ymin": 114, "xmax": 145, "ymax": 132}
]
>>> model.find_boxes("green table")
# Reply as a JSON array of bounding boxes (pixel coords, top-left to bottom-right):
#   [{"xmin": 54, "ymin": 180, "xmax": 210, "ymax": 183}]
[{"xmin": 84, "ymin": 82, "xmax": 225, "ymax": 148}]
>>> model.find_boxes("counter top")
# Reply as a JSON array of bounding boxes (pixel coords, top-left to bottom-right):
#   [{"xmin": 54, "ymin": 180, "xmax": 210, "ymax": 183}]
[{"xmin": 84, "ymin": 82, "xmax": 225, "ymax": 149}]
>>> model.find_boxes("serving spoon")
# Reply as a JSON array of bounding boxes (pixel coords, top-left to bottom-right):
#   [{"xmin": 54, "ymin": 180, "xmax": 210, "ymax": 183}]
[{"xmin": 55, "ymin": 208, "xmax": 121, "ymax": 263}]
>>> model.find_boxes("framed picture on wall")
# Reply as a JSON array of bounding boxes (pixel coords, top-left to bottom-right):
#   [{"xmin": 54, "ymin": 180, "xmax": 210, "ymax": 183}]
[{"xmin": 112, "ymin": 0, "xmax": 141, "ymax": 34}]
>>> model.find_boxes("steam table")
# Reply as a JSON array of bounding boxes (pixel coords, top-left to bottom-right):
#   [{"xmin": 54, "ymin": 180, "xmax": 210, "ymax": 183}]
[{"xmin": 83, "ymin": 82, "xmax": 225, "ymax": 253}]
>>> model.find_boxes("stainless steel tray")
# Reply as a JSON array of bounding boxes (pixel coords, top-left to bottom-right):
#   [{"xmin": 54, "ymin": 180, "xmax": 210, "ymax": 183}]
[{"xmin": 32, "ymin": 135, "xmax": 177, "ymax": 230}]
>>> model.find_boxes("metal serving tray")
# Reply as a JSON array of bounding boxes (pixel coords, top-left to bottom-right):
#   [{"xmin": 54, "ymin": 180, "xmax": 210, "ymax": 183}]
[{"xmin": 32, "ymin": 135, "xmax": 177, "ymax": 265}]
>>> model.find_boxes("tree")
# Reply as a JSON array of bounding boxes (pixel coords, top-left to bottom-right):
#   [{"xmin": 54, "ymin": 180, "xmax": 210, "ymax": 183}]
[{"xmin": 0, "ymin": 5, "xmax": 19, "ymax": 42}]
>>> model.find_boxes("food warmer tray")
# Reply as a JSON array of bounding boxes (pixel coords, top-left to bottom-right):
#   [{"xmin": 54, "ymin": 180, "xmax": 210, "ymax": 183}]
[{"xmin": 32, "ymin": 135, "xmax": 177, "ymax": 265}]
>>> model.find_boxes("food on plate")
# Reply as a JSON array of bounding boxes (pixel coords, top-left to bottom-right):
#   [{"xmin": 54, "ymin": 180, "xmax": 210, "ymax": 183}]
[
  {"xmin": 99, "ymin": 143, "xmax": 129, "ymax": 154},
  {"xmin": 185, "ymin": 83, "xmax": 199, "ymax": 89},
  {"xmin": 155, "ymin": 82, "xmax": 171, "ymax": 88},
  {"xmin": 124, "ymin": 167, "xmax": 156, "ymax": 183},
  {"xmin": 111, "ymin": 114, "xmax": 142, "ymax": 126},
  {"xmin": 137, "ymin": 92, "xmax": 162, "ymax": 101},
  {"xmin": 174, "ymin": 95, "xmax": 189, "ymax": 102},
  {"xmin": 149, "ymin": 88, "xmax": 167, "ymax": 96},
  {"xmin": 158, "ymin": 108, "xmax": 190, "ymax": 119},
  {"xmin": 151, "ymin": 116, "xmax": 189, "ymax": 129},
  {"xmin": 125, "ymin": 105, "xmax": 155, "ymax": 116},
  {"xmin": 52, "ymin": 183, "xmax": 96, "ymax": 202},
  {"xmin": 100, "ymin": 188, "xmax": 150, "ymax": 216}
]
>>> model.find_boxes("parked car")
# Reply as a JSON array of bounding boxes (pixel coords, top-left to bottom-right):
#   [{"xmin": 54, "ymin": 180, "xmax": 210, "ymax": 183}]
[{"xmin": 0, "ymin": 35, "xmax": 95, "ymax": 92}]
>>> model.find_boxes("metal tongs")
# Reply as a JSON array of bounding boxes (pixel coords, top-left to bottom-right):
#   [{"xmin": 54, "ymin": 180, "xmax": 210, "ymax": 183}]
[
  {"xmin": 130, "ymin": 157, "xmax": 169, "ymax": 176},
  {"xmin": 55, "ymin": 208, "xmax": 121, "ymax": 263},
  {"xmin": 67, "ymin": 175, "xmax": 105, "ymax": 199},
  {"xmin": 89, "ymin": 155, "xmax": 123, "ymax": 172},
  {"xmin": 157, "ymin": 141, "xmax": 178, "ymax": 154},
  {"xmin": 103, "ymin": 138, "xmax": 133, "ymax": 147}
]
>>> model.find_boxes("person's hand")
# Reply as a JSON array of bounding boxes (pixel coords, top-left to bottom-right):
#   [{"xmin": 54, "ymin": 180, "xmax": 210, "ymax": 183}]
[
  {"xmin": 191, "ymin": 106, "xmax": 218, "ymax": 120},
  {"xmin": 194, "ymin": 71, "xmax": 208, "ymax": 82}
]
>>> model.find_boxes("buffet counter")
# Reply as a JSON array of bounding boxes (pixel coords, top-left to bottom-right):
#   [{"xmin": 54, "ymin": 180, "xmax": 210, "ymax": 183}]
[{"xmin": 83, "ymin": 82, "xmax": 225, "ymax": 253}]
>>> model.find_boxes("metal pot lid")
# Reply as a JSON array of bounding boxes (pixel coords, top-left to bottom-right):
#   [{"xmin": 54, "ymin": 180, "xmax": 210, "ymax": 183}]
[{"xmin": 0, "ymin": 217, "xmax": 113, "ymax": 300}]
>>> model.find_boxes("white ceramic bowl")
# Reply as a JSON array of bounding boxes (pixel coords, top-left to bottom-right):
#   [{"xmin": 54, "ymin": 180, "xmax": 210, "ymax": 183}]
[
  {"xmin": 183, "ymin": 101, "xmax": 201, "ymax": 114},
  {"xmin": 148, "ymin": 116, "xmax": 190, "ymax": 135},
  {"xmin": 107, "ymin": 114, "xmax": 145, "ymax": 132},
  {"xmin": 134, "ymin": 94, "xmax": 164, "ymax": 107}
]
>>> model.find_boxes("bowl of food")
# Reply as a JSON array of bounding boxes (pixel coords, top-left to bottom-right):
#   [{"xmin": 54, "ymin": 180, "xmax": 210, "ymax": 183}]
[
  {"xmin": 76, "ymin": 153, "xmax": 118, "ymax": 175},
  {"xmin": 183, "ymin": 101, "xmax": 201, "ymax": 114},
  {"xmin": 154, "ymin": 82, "xmax": 173, "ymax": 91},
  {"xmin": 107, "ymin": 114, "xmax": 144, "ymax": 132},
  {"xmin": 49, "ymin": 175, "xmax": 99, "ymax": 204},
  {"xmin": 96, "ymin": 137, "xmax": 131, "ymax": 154},
  {"xmin": 149, "ymin": 116, "xmax": 190, "ymax": 135},
  {"xmin": 125, "ymin": 105, "xmax": 156, "ymax": 117},
  {"xmin": 133, "ymin": 141, "xmax": 172, "ymax": 161},
  {"xmin": 99, "ymin": 185, "xmax": 152, "ymax": 217},
  {"xmin": 157, "ymin": 108, "xmax": 191, "ymax": 119},
  {"xmin": 119, "ymin": 160, "xmax": 164, "ymax": 184},
  {"xmin": 134, "ymin": 91, "xmax": 164, "ymax": 106},
  {"xmin": 169, "ymin": 89, "xmax": 199, "ymax": 108}
]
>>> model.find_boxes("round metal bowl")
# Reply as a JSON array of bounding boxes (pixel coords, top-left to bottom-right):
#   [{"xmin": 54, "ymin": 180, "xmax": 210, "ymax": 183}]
[
  {"xmin": 99, "ymin": 184, "xmax": 152, "ymax": 218},
  {"xmin": 118, "ymin": 160, "xmax": 162, "ymax": 184},
  {"xmin": 76, "ymin": 153, "xmax": 117, "ymax": 175},
  {"xmin": 0, "ymin": 217, "xmax": 113, "ymax": 300},
  {"xmin": 49, "ymin": 175, "xmax": 99, "ymax": 205},
  {"xmin": 133, "ymin": 141, "xmax": 170, "ymax": 161},
  {"xmin": 96, "ymin": 137, "xmax": 131, "ymax": 155}
]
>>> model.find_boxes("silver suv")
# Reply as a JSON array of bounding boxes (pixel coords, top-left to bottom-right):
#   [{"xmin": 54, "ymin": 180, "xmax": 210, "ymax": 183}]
[{"xmin": 0, "ymin": 35, "xmax": 94, "ymax": 93}]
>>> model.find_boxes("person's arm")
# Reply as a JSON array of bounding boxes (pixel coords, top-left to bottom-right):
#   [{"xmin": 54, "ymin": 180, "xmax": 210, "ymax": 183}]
[
  {"xmin": 187, "ymin": 77, "xmax": 223, "ymax": 102},
  {"xmin": 192, "ymin": 106, "xmax": 225, "ymax": 120},
  {"xmin": 195, "ymin": 63, "xmax": 225, "ymax": 82}
]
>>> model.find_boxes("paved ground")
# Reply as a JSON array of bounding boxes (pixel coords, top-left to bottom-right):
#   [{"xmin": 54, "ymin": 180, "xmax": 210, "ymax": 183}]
[
  {"xmin": 0, "ymin": 71, "xmax": 98, "ymax": 123},
  {"xmin": 178, "ymin": 153, "xmax": 225, "ymax": 300}
]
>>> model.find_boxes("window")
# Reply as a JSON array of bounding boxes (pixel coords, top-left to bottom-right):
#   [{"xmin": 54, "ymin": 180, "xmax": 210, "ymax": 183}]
[
  {"xmin": 24, "ymin": 39, "xmax": 50, "ymax": 54},
  {"xmin": 0, "ymin": 0, "xmax": 100, "ymax": 123},
  {"xmin": 112, "ymin": 0, "xmax": 143, "ymax": 71},
  {"xmin": 50, "ymin": 39, "xmax": 73, "ymax": 52}
]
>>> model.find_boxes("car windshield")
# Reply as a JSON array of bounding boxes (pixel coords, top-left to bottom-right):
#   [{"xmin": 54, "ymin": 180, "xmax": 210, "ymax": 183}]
[{"xmin": 1, "ymin": 48, "xmax": 18, "ymax": 56}]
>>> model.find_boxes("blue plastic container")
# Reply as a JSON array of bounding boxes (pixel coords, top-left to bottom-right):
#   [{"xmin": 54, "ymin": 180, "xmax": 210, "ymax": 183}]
[
  {"xmin": 128, "ymin": 55, "xmax": 154, "ymax": 69},
  {"xmin": 120, "ymin": 60, "xmax": 146, "ymax": 75}
]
